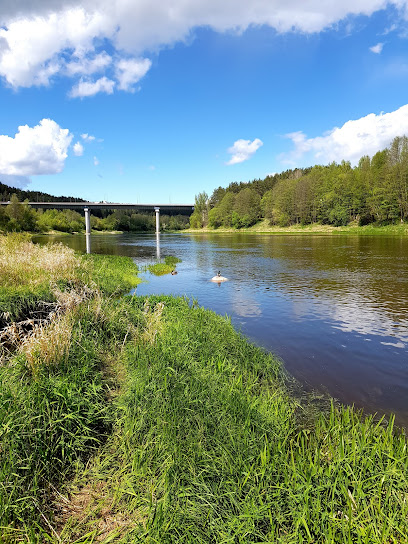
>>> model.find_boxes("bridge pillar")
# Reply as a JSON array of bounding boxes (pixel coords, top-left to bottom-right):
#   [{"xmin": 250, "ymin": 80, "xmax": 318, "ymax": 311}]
[
  {"xmin": 154, "ymin": 207, "xmax": 160, "ymax": 234},
  {"xmin": 84, "ymin": 207, "xmax": 91, "ymax": 254}
]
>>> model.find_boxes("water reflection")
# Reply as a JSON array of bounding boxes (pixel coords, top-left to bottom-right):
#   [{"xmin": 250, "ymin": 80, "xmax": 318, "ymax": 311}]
[
  {"xmin": 231, "ymin": 288, "xmax": 262, "ymax": 318},
  {"xmin": 156, "ymin": 232, "xmax": 160, "ymax": 260},
  {"xmin": 33, "ymin": 232, "xmax": 408, "ymax": 428}
]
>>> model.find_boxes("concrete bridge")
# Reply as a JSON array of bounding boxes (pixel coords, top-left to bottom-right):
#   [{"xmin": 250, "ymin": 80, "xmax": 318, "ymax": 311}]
[{"xmin": 0, "ymin": 201, "xmax": 194, "ymax": 253}]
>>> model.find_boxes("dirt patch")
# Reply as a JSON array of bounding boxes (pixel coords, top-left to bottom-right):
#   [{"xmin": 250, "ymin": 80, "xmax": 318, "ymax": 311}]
[{"xmin": 55, "ymin": 481, "xmax": 141, "ymax": 542}]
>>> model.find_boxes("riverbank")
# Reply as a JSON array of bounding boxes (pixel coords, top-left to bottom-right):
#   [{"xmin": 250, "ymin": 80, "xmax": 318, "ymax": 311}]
[
  {"xmin": 1, "ymin": 235, "xmax": 407, "ymax": 542},
  {"xmin": 185, "ymin": 219, "xmax": 408, "ymax": 235}
]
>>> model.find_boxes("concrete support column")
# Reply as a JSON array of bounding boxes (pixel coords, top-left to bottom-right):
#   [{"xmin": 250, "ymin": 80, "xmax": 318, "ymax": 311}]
[
  {"xmin": 84, "ymin": 207, "xmax": 91, "ymax": 254},
  {"xmin": 154, "ymin": 207, "xmax": 160, "ymax": 234}
]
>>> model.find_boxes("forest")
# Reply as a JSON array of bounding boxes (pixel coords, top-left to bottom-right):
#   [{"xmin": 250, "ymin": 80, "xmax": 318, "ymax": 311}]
[{"xmin": 190, "ymin": 136, "xmax": 408, "ymax": 228}]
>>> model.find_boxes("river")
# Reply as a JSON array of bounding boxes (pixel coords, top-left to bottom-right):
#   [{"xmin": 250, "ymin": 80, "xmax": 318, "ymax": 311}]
[{"xmin": 34, "ymin": 232, "xmax": 408, "ymax": 428}]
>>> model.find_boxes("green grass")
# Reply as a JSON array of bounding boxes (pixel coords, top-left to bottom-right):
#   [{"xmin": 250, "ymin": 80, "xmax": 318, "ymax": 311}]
[
  {"xmin": 146, "ymin": 255, "xmax": 182, "ymax": 276},
  {"xmin": 1, "ymin": 238, "xmax": 407, "ymax": 543},
  {"xmin": 0, "ymin": 302, "xmax": 115, "ymax": 541},
  {"xmin": 336, "ymin": 223, "xmax": 408, "ymax": 235},
  {"xmin": 80, "ymin": 253, "xmax": 141, "ymax": 295},
  {"xmin": 0, "ymin": 238, "xmax": 141, "ymax": 541},
  {"xmin": 58, "ymin": 297, "xmax": 408, "ymax": 543},
  {"xmin": 0, "ymin": 236, "xmax": 140, "ymax": 329}
]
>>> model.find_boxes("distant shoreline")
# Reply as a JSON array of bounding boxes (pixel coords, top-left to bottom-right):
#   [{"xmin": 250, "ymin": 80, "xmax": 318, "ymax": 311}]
[{"xmin": 184, "ymin": 220, "xmax": 408, "ymax": 236}]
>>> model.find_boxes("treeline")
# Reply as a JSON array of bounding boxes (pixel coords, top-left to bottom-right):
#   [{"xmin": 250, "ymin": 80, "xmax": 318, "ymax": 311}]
[
  {"xmin": 0, "ymin": 181, "xmax": 85, "ymax": 203},
  {"xmin": 190, "ymin": 136, "xmax": 408, "ymax": 228},
  {"xmin": 0, "ymin": 194, "xmax": 189, "ymax": 233}
]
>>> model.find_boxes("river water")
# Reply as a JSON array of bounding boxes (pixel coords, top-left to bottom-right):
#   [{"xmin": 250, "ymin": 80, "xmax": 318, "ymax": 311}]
[{"xmin": 34, "ymin": 232, "xmax": 408, "ymax": 428}]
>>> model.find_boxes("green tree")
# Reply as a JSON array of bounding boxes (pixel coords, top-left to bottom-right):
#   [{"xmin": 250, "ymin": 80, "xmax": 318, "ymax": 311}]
[
  {"xmin": 232, "ymin": 188, "xmax": 261, "ymax": 228},
  {"xmin": 5, "ymin": 194, "xmax": 36, "ymax": 231},
  {"xmin": 190, "ymin": 192, "xmax": 209, "ymax": 228},
  {"xmin": 208, "ymin": 192, "xmax": 236, "ymax": 228}
]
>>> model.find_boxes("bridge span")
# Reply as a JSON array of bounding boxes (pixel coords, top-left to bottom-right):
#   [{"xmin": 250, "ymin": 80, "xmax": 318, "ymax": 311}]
[{"xmin": 0, "ymin": 201, "xmax": 194, "ymax": 252}]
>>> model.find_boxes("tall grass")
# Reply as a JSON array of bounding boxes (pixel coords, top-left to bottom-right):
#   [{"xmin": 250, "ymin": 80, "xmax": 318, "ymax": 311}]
[
  {"xmin": 59, "ymin": 296, "xmax": 408, "ymax": 543},
  {"xmin": 0, "ymin": 234, "xmax": 80, "ymax": 327},
  {"xmin": 0, "ymin": 296, "xmax": 145, "ymax": 542},
  {"xmin": 0, "ymin": 233, "xmax": 79, "ymax": 288},
  {"xmin": 0, "ymin": 236, "xmax": 140, "ymax": 329},
  {"xmin": 0, "ymin": 237, "xmax": 141, "ymax": 541},
  {"xmin": 80, "ymin": 253, "xmax": 141, "ymax": 295},
  {"xmin": 1, "ymin": 237, "xmax": 407, "ymax": 542}
]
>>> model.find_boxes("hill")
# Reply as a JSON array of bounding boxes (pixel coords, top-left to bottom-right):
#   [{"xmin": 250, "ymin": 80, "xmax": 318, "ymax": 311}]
[{"xmin": 0, "ymin": 181, "xmax": 85, "ymax": 203}]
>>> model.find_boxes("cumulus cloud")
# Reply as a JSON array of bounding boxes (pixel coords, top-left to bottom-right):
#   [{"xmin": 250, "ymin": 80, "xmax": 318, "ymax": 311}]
[
  {"xmin": 0, "ymin": 119, "xmax": 73, "ymax": 180},
  {"xmin": 115, "ymin": 58, "xmax": 152, "ymax": 91},
  {"xmin": 69, "ymin": 76, "xmax": 115, "ymax": 98},
  {"xmin": 226, "ymin": 138, "xmax": 263, "ymax": 165},
  {"xmin": 0, "ymin": 8, "xmax": 111, "ymax": 88},
  {"xmin": 370, "ymin": 42, "xmax": 384, "ymax": 53},
  {"xmin": 0, "ymin": 1, "xmax": 407, "ymax": 94},
  {"xmin": 93, "ymin": 156, "xmax": 99, "ymax": 166},
  {"xmin": 282, "ymin": 104, "xmax": 408, "ymax": 165},
  {"xmin": 73, "ymin": 141, "xmax": 84, "ymax": 156}
]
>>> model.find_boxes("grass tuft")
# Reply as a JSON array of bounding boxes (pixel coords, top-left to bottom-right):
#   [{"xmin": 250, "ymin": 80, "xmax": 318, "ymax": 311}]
[{"xmin": 19, "ymin": 311, "xmax": 74, "ymax": 377}]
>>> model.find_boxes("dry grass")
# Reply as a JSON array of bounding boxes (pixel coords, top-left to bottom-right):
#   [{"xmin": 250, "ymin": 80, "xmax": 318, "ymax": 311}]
[
  {"xmin": 56, "ymin": 481, "xmax": 138, "ymax": 542},
  {"xmin": 0, "ymin": 234, "xmax": 79, "ymax": 288},
  {"xmin": 1, "ymin": 282, "xmax": 99, "ymax": 368},
  {"xmin": 186, "ymin": 220, "xmax": 340, "ymax": 234},
  {"xmin": 19, "ymin": 311, "xmax": 75, "ymax": 376},
  {"xmin": 186, "ymin": 220, "xmax": 408, "ymax": 235},
  {"xmin": 141, "ymin": 298, "xmax": 165, "ymax": 345},
  {"xmin": 18, "ymin": 283, "xmax": 101, "ymax": 376}
]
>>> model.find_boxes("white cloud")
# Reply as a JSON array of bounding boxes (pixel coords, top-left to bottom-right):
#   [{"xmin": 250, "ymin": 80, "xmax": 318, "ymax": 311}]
[
  {"xmin": 0, "ymin": 119, "xmax": 73, "ymax": 178},
  {"xmin": 1, "ymin": 2, "xmax": 407, "ymax": 93},
  {"xmin": 81, "ymin": 133, "xmax": 95, "ymax": 141},
  {"xmin": 0, "ymin": 8, "xmax": 111, "ymax": 88},
  {"xmin": 73, "ymin": 141, "xmax": 84, "ymax": 156},
  {"xmin": 370, "ymin": 42, "xmax": 384, "ymax": 53},
  {"xmin": 69, "ymin": 76, "xmax": 115, "ymax": 98},
  {"xmin": 383, "ymin": 23, "xmax": 398, "ymax": 34},
  {"xmin": 65, "ymin": 51, "xmax": 112, "ymax": 76},
  {"xmin": 93, "ymin": 156, "xmax": 99, "ymax": 166},
  {"xmin": 115, "ymin": 57, "xmax": 152, "ymax": 91},
  {"xmin": 282, "ymin": 104, "xmax": 408, "ymax": 165},
  {"xmin": 226, "ymin": 138, "xmax": 263, "ymax": 165}
]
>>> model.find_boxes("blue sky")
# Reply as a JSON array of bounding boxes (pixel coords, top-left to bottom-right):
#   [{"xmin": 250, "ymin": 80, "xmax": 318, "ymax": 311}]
[{"xmin": 1, "ymin": 1, "xmax": 408, "ymax": 203}]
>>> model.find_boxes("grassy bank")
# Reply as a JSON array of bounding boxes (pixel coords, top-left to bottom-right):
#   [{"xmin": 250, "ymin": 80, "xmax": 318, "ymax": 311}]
[
  {"xmin": 1, "ymin": 236, "xmax": 407, "ymax": 542},
  {"xmin": 185, "ymin": 220, "xmax": 408, "ymax": 236},
  {"xmin": 0, "ymin": 235, "xmax": 142, "ymax": 541}
]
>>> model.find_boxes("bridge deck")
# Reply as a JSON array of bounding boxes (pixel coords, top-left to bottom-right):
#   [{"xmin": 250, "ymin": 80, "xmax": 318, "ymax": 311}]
[{"xmin": 0, "ymin": 202, "xmax": 194, "ymax": 214}]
